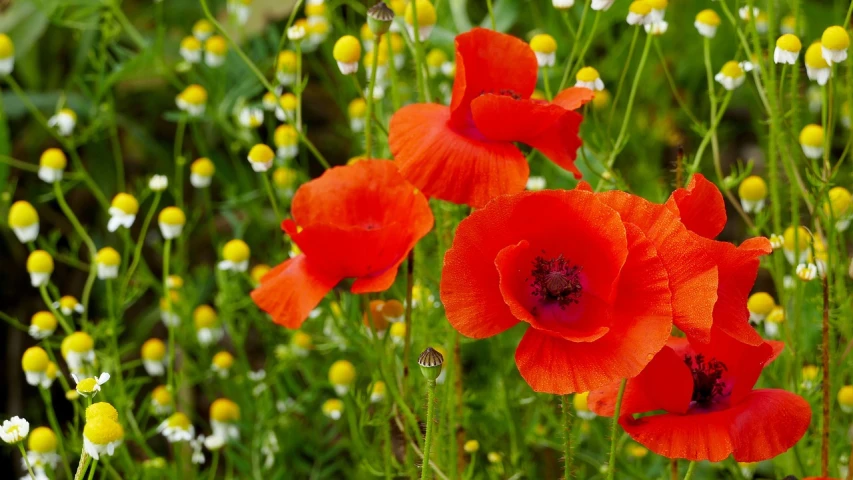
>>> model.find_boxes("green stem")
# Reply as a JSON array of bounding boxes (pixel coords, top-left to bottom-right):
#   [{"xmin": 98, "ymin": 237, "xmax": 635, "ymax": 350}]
[
  {"xmin": 163, "ymin": 238, "xmax": 175, "ymax": 392},
  {"xmin": 261, "ymin": 171, "xmax": 282, "ymax": 219},
  {"xmin": 209, "ymin": 449, "xmax": 220, "ymax": 480},
  {"xmin": 119, "ymin": 191, "xmax": 161, "ymax": 305},
  {"xmin": 365, "ymin": 33, "xmax": 382, "ymax": 158},
  {"xmin": 605, "ymin": 379, "xmax": 627, "ymax": 480},
  {"xmin": 53, "ymin": 181, "xmax": 98, "ymax": 326},
  {"xmin": 18, "ymin": 443, "xmax": 37, "ymax": 480},
  {"xmin": 567, "ymin": 11, "xmax": 601, "ymax": 83},
  {"xmin": 682, "ymin": 461, "xmax": 697, "ymax": 480},
  {"xmin": 74, "ymin": 451, "xmax": 91, "ymax": 480},
  {"xmin": 109, "ymin": 3, "xmax": 147, "ymax": 49},
  {"xmin": 40, "ymin": 389, "xmax": 75, "ymax": 480},
  {"xmin": 420, "ymin": 379, "xmax": 438, "ymax": 480},
  {"xmin": 86, "ymin": 459, "xmax": 98, "ymax": 480},
  {"xmin": 410, "ymin": 0, "xmax": 428, "ymax": 103},
  {"xmin": 596, "ymin": 31, "xmax": 652, "ymax": 190},
  {"xmin": 486, "ymin": 0, "xmax": 496, "ymax": 30},
  {"xmin": 608, "ymin": 27, "xmax": 641, "ymax": 128},
  {"xmin": 543, "ymin": 67, "xmax": 553, "ymax": 100},
  {"xmin": 561, "ymin": 394, "xmax": 574, "ymax": 480},
  {"xmin": 39, "ymin": 284, "xmax": 72, "ymax": 334},
  {"xmin": 559, "ymin": 0, "xmax": 591, "ymax": 90},
  {"xmin": 174, "ymin": 116, "xmax": 187, "ymax": 212}
]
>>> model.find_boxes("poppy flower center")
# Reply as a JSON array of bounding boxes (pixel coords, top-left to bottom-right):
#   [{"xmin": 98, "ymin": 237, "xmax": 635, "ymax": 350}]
[
  {"xmin": 685, "ymin": 354, "xmax": 728, "ymax": 406},
  {"xmin": 529, "ymin": 255, "xmax": 583, "ymax": 308}
]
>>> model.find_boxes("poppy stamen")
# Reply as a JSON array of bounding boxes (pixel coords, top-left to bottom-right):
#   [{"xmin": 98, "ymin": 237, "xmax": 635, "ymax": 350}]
[
  {"xmin": 529, "ymin": 254, "xmax": 583, "ymax": 308},
  {"xmin": 685, "ymin": 354, "xmax": 728, "ymax": 406}
]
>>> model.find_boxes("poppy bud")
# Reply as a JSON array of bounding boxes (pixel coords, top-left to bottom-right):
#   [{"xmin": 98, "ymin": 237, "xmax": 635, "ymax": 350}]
[
  {"xmin": 417, "ymin": 347, "xmax": 444, "ymax": 381},
  {"xmin": 367, "ymin": 2, "xmax": 394, "ymax": 36}
]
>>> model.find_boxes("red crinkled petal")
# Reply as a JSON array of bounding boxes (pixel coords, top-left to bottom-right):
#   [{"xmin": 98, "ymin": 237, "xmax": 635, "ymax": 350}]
[
  {"xmin": 470, "ymin": 95, "xmax": 583, "ymax": 178},
  {"xmin": 449, "ymin": 28, "xmax": 538, "ymax": 128},
  {"xmin": 702, "ymin": 238, "xmax": 772, "ymax": 346},
  {"xmin": 598, "ymin": 191, "xmax": 719, "ymax": 343},
  {"xmin": 389, "ymin": 103, "xmax": 528, "ymax": 208},
  {"xmin": 621, "ymin": 389, "xmax": 811, "ymax": 462},
  {"xmin": 251, "ymin": 255, "xmax": 342, "ymax": 329},
  {"xmin": 513, "ymin": 223, "xmax": 673, "ymax": 394},
  {"xmin": 441, "ymin": 190, "xmax": 629, "ymax": 340},
  {"xmin": 552, "ymin": 87, "xmax": 595, "ymax": 111},
  {"xmin": 666, "ymin": 174, "xmax": 728, "ymax": 239}
]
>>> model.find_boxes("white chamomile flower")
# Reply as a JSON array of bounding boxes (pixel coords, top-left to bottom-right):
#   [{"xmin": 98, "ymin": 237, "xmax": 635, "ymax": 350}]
[
  {"xmin": 626, "ymin": 1, "xmax": 652, "ymax": 26},
  {"xmin": 694, "ymin": 9, "xmax": 721, "ymax": 39},
  {"xmin": 715, "ymin": 61, "xmax": 746, "ymax": 91},
  {"xmin": 176, "ymin": 85, "xmax": 207, "ymax": 117},
  {"xmin": 22, "ymin": 347, "xmax": 50, "ymax": 386},
  {"xmin": 261, "ymin": 431, "xmax": 279, "ymax": 469},
  {"xmin": 193, "ymin": 305, "xmax": 224, "ymax": 346},
  {"xmin": 796, "ymin": 263, "xmax": 818, "ymax": 281},
  {"xmin": 575, "ymin": 66, "xmax": 604, "ymax": 91},
  {"xmin": 774, "ymin": 34, "xmax": 802, "ymax": 65},
  {"xmin": 95, "ymin": 247, "xmax": 121, "ymax": 280},
  {"xmin": 805, "ymin": 42, "xmax": 832, "ymax": 86},
  {"xmin": 247, "ymin": 144, "xmax": 275, "ymax": 172},
  {"xmin": 61, "ymin": 331, "xmax": 95, "ymax": 374},
  {"xmin": 38, "ymin": 148, "xmax": 67, "ymax": 184},
  {"xmin": 108, "ymin": 193, "xmax": 139, "ymax": 232},
  {"xmin": 28, "ymin": 312, "xmax": 56, "ymax": 340},
  {"xmin": 141, "ymin": 339, "xmax": 167, "ymax": 376},
  {"xmin": 821, "ymin": 26, "xmax": 850, "ymax": 65},
  {"xmin": 54, "ymin": 296, "xmax": 84, "ymax": 316},
  {"xmin": 204, "ymin": 35, "xmax": 228, "ymax": 68},
  {"xmin": 526, "ymin": 176, "xmax": 546, "ymax": 191},
  {"xmin": 83, "ymin": 415, "xmax": 123, "ymax": 460},
  {"xmin": 1, "ymin": 416, "xmax": 30, "ymax": 444},
  {"xmin": 24, "ymin": 427, "xmax": 60, "ymax": 471},
  {"xmin": 7, "ymin": 201, "xmax": 39, "ymax": 244},
  {"xmin": 288, "ymin": 25, "xmax": 306, "ymax": 41},
  {"xmin": 72, "ymin": 372, "xmax": 110, "ymax": 398},
  {"xmin": 158, "ymin": 207, "xmax": 186, "ymax": 240},
  {"xmin": 190, "ymin": 157, "xmax": 215, "ymax": 188},
  {"xmin": 274, "ymin": 124, "xmax": 299, "ymax": 160},
  {"xmin": 47, "ymin": 108, "xmax": 77, "ymax": 136},
  {"xmin": 0, "ymin": 34, "xmax": 14, "ymax": 76},
  {"xmin": 322, "ymin": 399, "xmax": 344, "ymax": 420},
  {"xmin": 209, "ymin": 398, "xmax": 240, "ymax": 441},
  {"xmin": 574, "ymin": 392, "xmax": 597, "ymax": 420},
  {"xmin": 190, "ymin": 435, "xmax": 206, "ymax": 464},
  {"xmin": 591, "ymin": 0, "xmax": 614, "ymax": 11},
  {"xmin": 227, "ymin": 0, "xmax": 252, "ymax": 25},
  {"xmin": 237, "ymin": 106, "xmax": 263, "ymax": 129},
  {"xmin": 644, "ymin": 21, "xmax": 668, "ymax": 36},
  {"xmin": 180, "ymin": 36, "xmax": 202, "ymax": 64},
  {"xmin": 150, "ymin": 386, "xmax": 174, "ymax": 415},
  {"xmin": 149, "ymin": 175, "xmax": 168, "ymax": 192},
  {"xmin": 158, "ymin": 413, "xmax": 195, "ymax": 443},
  {"xmin": 204, "ymin": 434, "xmax": 226, "ymax": 451},
  {"xmin": 218, "ymin": 239, "xmax": 250, "ymax": 272}
]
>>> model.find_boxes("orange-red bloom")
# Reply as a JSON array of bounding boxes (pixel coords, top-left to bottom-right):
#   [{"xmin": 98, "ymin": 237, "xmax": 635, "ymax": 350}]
[
  {"xmin": 588, "ymin": 330, "xmax": 811, "ymax": 462},
  {"xmin": 389, "ymin": 28, "xmax": 593, "ymax": 208},
  {"xmin": 252, "ymin": 160, "xmax": 433, "ymax": 328},
  {"xmin": 441, "ymin": 175, "xmax": 770, "ymax": 394}
]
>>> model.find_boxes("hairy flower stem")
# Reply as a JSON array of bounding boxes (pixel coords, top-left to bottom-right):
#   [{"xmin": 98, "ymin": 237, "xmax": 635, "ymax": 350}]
[
  {"xmin": 410, "ymin": 0, "xmax": 429, "ymax": 103},
  {"xmin": 561, "ymin": 394, "xmax": 574, "ymax": 479},
  {"xmin": 606, "ymin": 379, "xmax": 627, "ymax": 480},
  {"xmin": 365, "ymin": 33, "xmax": 382, "ymax": 159},
  {"xmin": 163, "ymin": 238, "xmax": 176, "ymax": 393},
  {"xmin": 39, "ymin": 284, "xmax": 72, "ymax": 334},
  {"xmin": 821, "ymin": 273, "xmax": 831, "ymax": 477},
  {"xmin": 421, "ymin": 379, "xmax": 438, "ymax": 480},
  {"xmin": 670, "ymin": 459, "xmax": 678, "ymax": 480},
  {"xmin": 119, "ymin": 191, "xmax": 161, "ymax": 304},
  {"xmin": 53, "ymin": 181, "xmax": 98, "ymax": 327},
  {"xmin": 261, "ymin": 172, "xmax": 282, "ymax": 219},
  {"xmin": 559, "ymin": 0, "xmax": 590, "ymax": 90},
  {"xmin": 74, "ymin": 451, "xmax": 91, "ymax": 480},
  {"xmin": 403, "ymin": 250, "xmax": 415, "ymax": 388}
]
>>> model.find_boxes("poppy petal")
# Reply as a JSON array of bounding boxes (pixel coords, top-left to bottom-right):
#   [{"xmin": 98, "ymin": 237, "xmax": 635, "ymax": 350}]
[
  {"xmin": 704, "ymin": 238, "xmax": 772, "ymax": 346},
  {"xmin": 389, "ymin": 103, "xmax": 528, "ymax": 208},
  {"xmin": 589, "ymin": 345, "xmax": 693, "ymax": 417},
  {"xmin": 620, "ymin": 407, "xmax": 736, "ymax": 462},
  {"xmin": 598, "ymin": 191, "xmax": 719, "ymax": 343},
  {"xmin": 667, "ymin": 174, "xmax": 727, "ymax": 239},
  {"xmin": 450, "ymin": 28, "xmax": 538, "ymax": 127},
  {"xmin": 251, "ymin": 255, "xmax": 342, "ymax": 329},
  {"xmin": 471, "ymin": 95, "xmax": 583, "ymax": 178},
  {"xmin": 729, "ymin": 390, "xmax": 812, "ymax": 462},
  {"xmin": 351, "ymin": 255, "xmax": 405, "ymax": 294},
  {"xmin": 552, "ymin": 87, "xmax": 595, "ymax": 111},
  {"xmin": 514, "ymin": 224, "xmax": 672, "ymax": 394}
]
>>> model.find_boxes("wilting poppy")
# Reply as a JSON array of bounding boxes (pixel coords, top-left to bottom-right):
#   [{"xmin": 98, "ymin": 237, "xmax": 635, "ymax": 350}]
[
  {"xmin": 252, "ymin": 160, "xmax": 434, "ymax": 328},
  {"xmin": 588, "ymin": 330, "xmax": 811, "ymax": 462},
  {"xmin": 442, "ymin": 188, "xmax": 709, "ymax": 394},
  {"xmin": 389, "ymin": 28, "xmax": 593, "ymax": 208}
]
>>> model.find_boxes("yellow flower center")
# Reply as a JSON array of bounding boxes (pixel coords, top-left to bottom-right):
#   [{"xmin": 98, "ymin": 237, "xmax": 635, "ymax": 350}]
[
  {"xmin": 222, "ymin": 239, "xmax": 250, "ymax": 263},
  {"xmin": 180, "ymin": 36, "xmax": 201, "ymax": 52},
  {"xmin": 0, "ymin": 33, "xmax": 14, "ymax": 59},
  {"xmin": 248, "ymin": 144, "xmax": 275, "ymax": 164},
  {"xmin": 720, "ymin": 61, "xmax": 744, "ymax": 79},
  {"xmin": 573, "ymin": 391, "xmax": 590, "ymax": 411},
  {"xmin": 152, "ymin": 386, "xmax": 172, "ymax": 406},
  {"xmin": 40, "ymin": 148, "xmax": 68, "ymax": 170},
  {"xmin": 737, "ymin": 176, "xmax": 768, "ymax": 201},
  {"xmin": 77, "ymin": 378, "xmax": 98, "ymax": 393},
  {"xmin": 181, "ymin": 85, "xmax": 208, "ymax": 105},
  {"xmin": 111, "ymin": 193, "xmax": 139, "ymax": 215},
  {"xmin": 322, "ymin": 399, "xmax": 344, "ymax": 415},
  {"xmin": 8, "ymin": 201, "xmax": 38, "ymax": 227},
  {"xmin": 158, "ymin": 207, "xmax": 186, "ymax": 226},
  {"xmin": 799, "ymin": 124, "xmax": 825, "ymax": 147},
  {"xmin": 27, "ymin": 250, "xmax": 54, "ymax": 273},
  {"xmin": 204, "ymin": 36, "xmax": 227, "ymax": 55},
  {"xmin": 576, "ymin": 66, "xmax": 600, "ymax": 83},
  {"xmin": 822, "ymin": 25, "xmax": 850, "ymax": 51},
  {"xmin": 96, "ymin": 247, "xmax": 121, "ymax": 266},
  {"xmin": 746, "ymin": 292, "xmax": 775, "ymax": 315},
  {"xmin": 31, "ymin": 311, "xmax": 57, "ymax": 330},
  {"xmin": 328, "ymin": 360, "xmax": 356, "ymax": 385},
  {"xmin": 167, "ymin": 413, "xmax": 191, "ymax": 429},
  {"xmin": 84, "ymin": 417, "xmax": 124, "ymax": 445},
  {"xmin": 405, "ymin": 0, "xmax": 437, "ymax": 27},
  {"xmin": 193, "ymin": 305, "xmax": 219, "ymax": 329},
  {"xmin": 210, "ymin": 398, "xmax": 241, "ymax": 422},
  {"xmin": 277, "ymin": 51, "xmax": 297, "ymax": 72},
  {"xmin": 805, "ymin": 42, "xmax": 829, "ymax": 69},
  {"xmin": 213, "ymin": 352, "xmax": 234, "ymax": 369},
  {"xmin": 776, "ymin": 34, "xmax": 802, "ymax": 53},
  {"xmin": 250, "ymin": 264, "xmax": 270, "ymax": 283},
  {"xmin": 333, "ymin": 35, "xmax": 362, "ymax": 63},
  {"xmin": 839, "ymin": 386, "xmax": 853, "ymax": 407},
  {"xmin": 191, "ymin": 157, "xmax": 215, "ymax": 176},
  {"xmin": 273, "ymin": 167, "xmax": 297, "ymax": 187},
  {"xmin": 782, "ymin": 226, "xmax": 811, "ymax": 251},
  {"xmin": 291, "ymin": 331, "xmax": 313, "ymax": 349},
  {"xmin": 530, "ymin": 34, "xmax": 557, "ymax": 54},
  {"xmin": 824, "ymin": 187, "xmax": 852, "ymax": 218},
  {"xmin": 141, "ymin": 339, "xmax": 167, "ymax": 361},
  {"xmin": 628, "ymin": 0, "xmax": 652, "ymax": 16},
  {"xmin": 22, "ymin": 347, "xmax": 49, "ymax": 372},
  {"xmin": 695, "ymin": 9, "xmax": 721, "ymax": 27},
  {"xmin": 28, "ymin": 427, "xmax": 57, "ymax": 453}
]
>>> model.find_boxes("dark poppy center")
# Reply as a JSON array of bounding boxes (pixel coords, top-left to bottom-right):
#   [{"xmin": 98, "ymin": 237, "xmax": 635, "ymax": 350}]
[
  {"xmin": 480, "ymin": 88, "xmax": 523, "ymax": 100},
  {"xmin": 685, "ymin": 354, "xmax": 728, "ymax": 406},
  {"xmin": 529, "ymin": 255, "xmax": 583, "ymax": 308}
]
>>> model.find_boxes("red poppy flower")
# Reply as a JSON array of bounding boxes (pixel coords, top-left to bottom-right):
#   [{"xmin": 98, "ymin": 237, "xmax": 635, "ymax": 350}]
[
  {"xmin": 588, "ymin": 330, "xmax": 811, "ymax": 462},
  {"xmin": 441, "ymin": 187, "xmax": 718, "ymax": 394},
  {"xmin": 252, "ymin": 160, "xmax": 434, "ymax": 328},
  {"xmin": 389, "ymin": 28, "xmax": 593, "ymax": 208}
]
